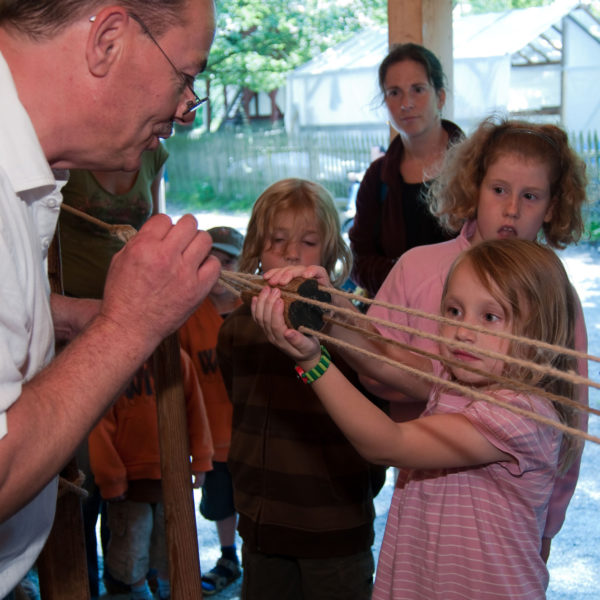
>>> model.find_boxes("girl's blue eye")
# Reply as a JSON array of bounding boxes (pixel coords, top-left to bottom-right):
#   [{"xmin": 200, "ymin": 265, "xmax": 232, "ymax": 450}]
[
  {"xmin": 493, "ymin": 186, "xmax": 504, "ymax": 194},
  {"xmin": 523, "ymin": 192, "xmax": 537, "ymax": 201},
  {"xmin": 484, "ymin": 313, "xmax": 500, "ymax": 323}
]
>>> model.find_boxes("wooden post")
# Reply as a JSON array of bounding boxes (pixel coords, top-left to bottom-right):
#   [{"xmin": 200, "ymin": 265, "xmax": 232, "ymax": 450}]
[
  {"xmin": 37, "ymin": 230, "xmax": 91, "ymax": 600},
  {"xmin": 152, "ymin": 333, "xmax": 203, "ymax": 599},
  {"xmin": 37, "ymin": 461, "xmax": 90, "ymax": 600}
]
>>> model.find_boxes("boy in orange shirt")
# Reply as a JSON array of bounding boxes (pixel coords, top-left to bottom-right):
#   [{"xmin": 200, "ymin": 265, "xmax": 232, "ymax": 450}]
[{"xmin": 89, "ymin": 351, "xmax": 213, "ymax": 600}]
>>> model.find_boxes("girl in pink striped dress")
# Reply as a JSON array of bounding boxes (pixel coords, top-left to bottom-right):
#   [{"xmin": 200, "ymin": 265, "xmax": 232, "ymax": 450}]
[{"xmin": 251, "ymin": 238, "xmax": 582, "ymax": 599}]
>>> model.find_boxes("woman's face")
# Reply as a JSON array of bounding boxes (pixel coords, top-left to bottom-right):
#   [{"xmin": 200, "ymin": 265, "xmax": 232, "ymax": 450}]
[{"xmin": 383, "ymin": 59, "xmax": 445, "ymax": 140}]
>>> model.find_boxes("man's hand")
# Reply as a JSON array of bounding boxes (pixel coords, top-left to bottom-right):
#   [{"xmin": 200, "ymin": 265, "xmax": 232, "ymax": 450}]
[
  {"xmin": 0, "ymin": 215, "xmax": 220, "ymax": 522},
  {"xmin": 100, "ymin": 214, "xmax": 220, "ymax": 351}
]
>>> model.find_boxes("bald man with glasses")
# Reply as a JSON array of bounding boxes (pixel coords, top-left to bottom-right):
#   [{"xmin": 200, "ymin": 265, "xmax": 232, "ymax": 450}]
[{"xmin": 0, "ymin": 1, "xmax": 218, "ymax": 595}]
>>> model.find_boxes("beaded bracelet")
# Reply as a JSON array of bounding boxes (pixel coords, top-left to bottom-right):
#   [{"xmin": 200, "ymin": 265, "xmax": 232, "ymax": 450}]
[{"xmin": 294, "ymin": 346, "xmax": 331, "ymax": 384}]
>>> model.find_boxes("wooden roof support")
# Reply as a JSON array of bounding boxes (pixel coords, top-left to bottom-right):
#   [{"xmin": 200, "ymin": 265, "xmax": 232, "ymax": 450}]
[
  {"xmin": 37, "ymin": 232, "xmax": 91, "ymax": 600},
  {"xmin": 153, "ymin": 334, "xmax": 204, "ymax": 599}
]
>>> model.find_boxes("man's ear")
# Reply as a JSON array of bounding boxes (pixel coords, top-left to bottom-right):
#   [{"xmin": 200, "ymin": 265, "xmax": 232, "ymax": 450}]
[{"xmin": 86, "ymin": 8, "xmax": 129, "ymax": 77}]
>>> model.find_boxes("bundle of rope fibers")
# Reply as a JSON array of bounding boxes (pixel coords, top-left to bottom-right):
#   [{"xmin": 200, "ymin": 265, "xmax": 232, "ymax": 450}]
[{"xmin": 219, "ymin": 270, "xmax": 600, "ymax": 446}]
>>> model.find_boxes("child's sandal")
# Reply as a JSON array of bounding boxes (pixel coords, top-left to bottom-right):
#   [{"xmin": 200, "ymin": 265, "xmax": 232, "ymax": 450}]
[{"xmin": 201, "ymin": 557, "xmax": 241, "ymax": 596}]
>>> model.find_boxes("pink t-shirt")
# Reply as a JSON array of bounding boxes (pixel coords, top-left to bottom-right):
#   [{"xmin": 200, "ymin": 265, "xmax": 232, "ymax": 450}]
[
  {"xmin": 368, "ymin": 221, "xmax": 588, "ymax": 538},
  {"xmin": 369, "ymin": 220, "xmax": 474, "ymax": 416},
  {"xmin": 373, "ymin": 363, "xmax": 562, "ymax": 600}
]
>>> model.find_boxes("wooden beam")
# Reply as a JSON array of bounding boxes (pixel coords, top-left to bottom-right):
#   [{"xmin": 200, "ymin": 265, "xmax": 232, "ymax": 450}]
[
  {"xmin": 37, "ymin": 230, "xmax": 90, "ymax": 600},
  {"xmin": 153, "ymin": 334, "xmax": 204, "ymax": 600},
  {"xmin": 37, "ymin": 462, "xmax": 90, "ymax": 600},
  {"xmin": 388, "ymin": 0, "xmax": 423, "ymax": 44}
]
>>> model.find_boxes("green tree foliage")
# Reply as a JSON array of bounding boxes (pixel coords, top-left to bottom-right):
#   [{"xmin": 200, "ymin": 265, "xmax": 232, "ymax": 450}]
[
  {"xmin": 193, "ymin": 0, "xmax": 559, "ymax": 128},
  {"xmin": 206, "ymin": 0, "xmax": 387, "ymax": 94}
]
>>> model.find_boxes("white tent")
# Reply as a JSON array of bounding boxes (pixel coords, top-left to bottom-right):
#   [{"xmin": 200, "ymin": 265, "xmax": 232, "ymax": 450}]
[
  {"xmin": 284, "ymin": 0, "xmax": 600, "ymax": 135},
  {"xmin": 284, "ymin": 26, "xmax": 389, "ymax": 133}
]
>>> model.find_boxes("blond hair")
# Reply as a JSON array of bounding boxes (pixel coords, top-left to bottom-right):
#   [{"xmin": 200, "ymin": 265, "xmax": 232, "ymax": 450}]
[
  {"xmin": 429, "ymin": 116, "xmax": 587, "ymax": 248},
  {"xmin": 443, "ymin": 238, "xmax": 581, "ymax": 472},
  {"xmin": 239, "ymin": 178, "xmax": 352, "ymax": 286}
]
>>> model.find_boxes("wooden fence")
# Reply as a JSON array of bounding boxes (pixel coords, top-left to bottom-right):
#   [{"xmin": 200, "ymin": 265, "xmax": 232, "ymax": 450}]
[
  {"xmin": 570, "ymin": 130, "xmax": 600, "ymax": 236},
  {"xmin": 571, "ymin": 130, "xmax": 600, "ymax": 172},
  {"xmin": 163, "ymin": 127, "xmax": 600, "ymax": 235},
  {"xmin": 163, "ymin": 127, "xmax": 388, "ymax": 210}
]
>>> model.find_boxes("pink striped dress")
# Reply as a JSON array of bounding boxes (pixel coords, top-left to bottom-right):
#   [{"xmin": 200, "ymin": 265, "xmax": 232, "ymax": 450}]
[{"xmin": 373, "ymin": 366, "xmax": 562, "ymax": 600}]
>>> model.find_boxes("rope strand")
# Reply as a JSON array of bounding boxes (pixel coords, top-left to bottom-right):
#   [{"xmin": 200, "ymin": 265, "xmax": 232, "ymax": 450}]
[
  {"xmin": 219, "ymin": 271, "xmax": 595, "ymax": 389},
  {"xmin": 326, "ymin": 315, "xmax": 600, "ymax": 419},
  {"xmin": 219, "ymin": 270, "xmax": 599, "ymax": 441},
  {"xmin": 61, "ymin": 204, "xmax": 137, "ymax": 243},
  {"xmin": 305, "ymin": 326, "xmax": 600, "ymax": 446}
]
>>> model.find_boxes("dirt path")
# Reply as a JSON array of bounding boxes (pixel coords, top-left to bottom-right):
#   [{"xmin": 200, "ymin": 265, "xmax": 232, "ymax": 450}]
[{"xmin": 545, "ymin": 245, "xmax": 600, "ymax": 599}]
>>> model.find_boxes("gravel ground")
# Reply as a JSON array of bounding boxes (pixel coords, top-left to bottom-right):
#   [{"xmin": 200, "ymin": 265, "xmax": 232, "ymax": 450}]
[
  {"xmin": 545, "ymin": 244, "xmax": 600, "ymax": 599},
  {"xmin": 100, "ymin": 228, "xmax": 600, "ymax": 599}
]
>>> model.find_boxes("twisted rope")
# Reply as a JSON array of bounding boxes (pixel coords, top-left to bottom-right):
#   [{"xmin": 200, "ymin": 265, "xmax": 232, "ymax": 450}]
[
  {"xmin": 305, "ymin": 326, "xmax": 600, "ymax": 446},
  {"xmin": 61, "ymin": 203, "xmax": 137, "ymax": 243},
  {"xmin": 219, "ymin": 270, "xmax": 599, "ymax": 444},
  {"xmin": 57, "ymin": 470, "xmax": 89, "ymax": 500}
]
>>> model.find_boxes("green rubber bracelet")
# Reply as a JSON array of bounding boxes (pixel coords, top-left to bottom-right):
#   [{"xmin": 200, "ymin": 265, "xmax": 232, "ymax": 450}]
[{"xmin": 294, "ymin": 346, "xmax": 331, "ymax": 384}]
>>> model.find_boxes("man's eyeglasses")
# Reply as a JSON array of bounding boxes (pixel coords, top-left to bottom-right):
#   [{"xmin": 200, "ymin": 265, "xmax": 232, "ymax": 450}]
[{"xmin": 90, "ymin": 13, "xmax": 207, "ymax": 116}]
